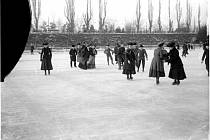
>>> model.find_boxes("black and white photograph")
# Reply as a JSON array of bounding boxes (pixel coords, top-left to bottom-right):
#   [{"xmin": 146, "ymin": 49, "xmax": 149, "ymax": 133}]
[{"xmin": 1, "ymin": 0, "xmax": 209, "ymax": 139}]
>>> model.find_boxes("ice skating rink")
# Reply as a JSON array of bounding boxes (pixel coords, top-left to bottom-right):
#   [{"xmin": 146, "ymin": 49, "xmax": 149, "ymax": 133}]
[{"xmin": 1, "ymin": 48, "xmax": 209, "ymax": 140}]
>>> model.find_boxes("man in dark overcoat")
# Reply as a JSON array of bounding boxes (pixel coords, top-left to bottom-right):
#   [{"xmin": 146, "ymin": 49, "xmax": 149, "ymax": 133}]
[{"xmin": 69, "ymin": 45, "xmax": 77, "ymax": 67}]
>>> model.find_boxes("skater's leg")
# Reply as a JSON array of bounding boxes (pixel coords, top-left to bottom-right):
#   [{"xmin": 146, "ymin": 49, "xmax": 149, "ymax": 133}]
[
  {"xmin": 127, "ymin": 74, "xmax": 130, "ymax": 80},
  {"xmin": 74, "ymin": 61, "xmax": 77, "ymax": 67},
  {"xmin": 130, "ymin": 73, "xmax": 133, "ymax": 79},
  {"xmin": 48, "ymin": 70, "xmax": 50, "ymax": 75},
  {"xmin": 142, "ymin": 59, "xmax": 145, "ymax": 72},
  {"xmin": 44, "ymin": 70, "xmax": 47, "ymax": 75},
  {"xmin": 156, "ymin": 77, "xmax": 159, "ymax": 85}
]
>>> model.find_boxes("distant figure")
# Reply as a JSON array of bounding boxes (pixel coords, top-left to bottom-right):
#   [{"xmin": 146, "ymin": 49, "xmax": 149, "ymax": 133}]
[
  {"xmin": 69, "ymin": 45, "xmax": 77, "ymax": 68},
  {"xmin": 136, "ymin": 44, "xmax": 148, "ymax": 72},
  {"xmin": 166, "ymin": 41, "xmax": 187, "ymax": 85},
  {"xmin": 104, "ymin": 45, "xmax": 114, "ymax": 65},
  {"xmin": 182, "ymin": 43, "xmax": 188, "ymax": 57},
  {"xmin": 30, "ymin": 43, "xmax": 34, "ymax": 55},
  {"xmin": 117, "ymin": 44, "xmax": 125, "ymax": 70},
  {"xmin": 201, "ymin": 44, "xmax": 209, "ymax": 76},
  {"xmin": 40, "ymin": 42, "xmax": 53, "ymax": 75},
  {"xmin": 87, "ymin": 45, "xmax": 97, "ymax": 69},
  {"xmin": 149, "ymin": 42, "xmax": 165, "ymax": 85},
  {"xmin": 122, "ymin": 48, "xmax": 136, "ymax": 80},
  {"xmin": 114, "ymin": 44, "xmax": 120, "ymax": 64}
]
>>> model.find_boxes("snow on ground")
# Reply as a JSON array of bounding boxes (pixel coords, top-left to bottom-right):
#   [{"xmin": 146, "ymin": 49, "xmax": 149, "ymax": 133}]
[{"xmin": 1, "ymin": 47, "xmax": 209, "ymax": 140}]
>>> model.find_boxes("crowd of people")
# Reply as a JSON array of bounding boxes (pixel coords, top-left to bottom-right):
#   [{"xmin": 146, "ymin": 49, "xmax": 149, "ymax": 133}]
[{"xmin": 39, "ymin": 39, "xmax": 209, "ymax": 85}]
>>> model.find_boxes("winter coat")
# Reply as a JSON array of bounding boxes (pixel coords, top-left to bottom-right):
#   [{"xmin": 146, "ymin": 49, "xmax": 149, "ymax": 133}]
[
  {"xmin": 122, "ymin": 49, "xmax": 136, "ymax": 74},
  {"xmin": 149, "ymin": 47, "xmax": 165, "ymax": 77},
  {"xmin": 167, "ymin": 47, "xmax": 186, "ymax": 80},
  {"xmin": 40, "ymin": 47, "xmax": 53, "ymax": 70}
]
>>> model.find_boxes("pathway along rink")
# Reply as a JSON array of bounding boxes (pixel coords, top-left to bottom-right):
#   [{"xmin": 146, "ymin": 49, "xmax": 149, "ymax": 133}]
[{"xmin": 1, "ymin": 48, "xmax": 209, "ymax": 140}]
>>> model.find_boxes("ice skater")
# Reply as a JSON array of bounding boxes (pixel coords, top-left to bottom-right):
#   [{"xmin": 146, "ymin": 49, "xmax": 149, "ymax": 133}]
[
  {"xmin": 87, "ymin": 45, "xmax": 97, "ymax": 69},
  {"xmin": 30, "ymin": 43, "xmax": 34, "ymax": 55},
  {"xmin": 166, "ymin": 41, "xmax": 187, "ymax": 85},
  {"xmin": 136, "ymin": 44, "xmax": 148, "ymax": 72},
  {"xmin": 182, "ymin": 43, "xmax": 188, "ymax": 57},
  {"xmin": 69, "ymin": 45, "xmax": 77, "ymax": 68},
  {"xmin": 149, "ymin": 42, "xmax": 165, "ymax": 85},
  {"xmin": 40, "ymin": 42, "xmax": 53, "ymax": 75},
  {"xmin": 122, "ymin": 48, "xmax": 136, "ymax": 80},
  {"xmin": 104, "ymin": 44, "xmax": 114, "ymax": 65},
  {"xmin": 201, "ymin": 43, "xmax": 209, "ymax": 76},
  {"xmin": 117, "ymin": 44, "xmax": 125, "ymax": 70}
]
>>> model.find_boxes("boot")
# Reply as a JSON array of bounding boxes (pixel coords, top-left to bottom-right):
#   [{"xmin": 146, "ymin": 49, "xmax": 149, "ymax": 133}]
[
  {"xmin": 172, "ymin": 80, "xmax": 177, "ymax": 85},
  {"xmin": 177, "ymin": 80, "xmax": 180, "ymax": 85}
]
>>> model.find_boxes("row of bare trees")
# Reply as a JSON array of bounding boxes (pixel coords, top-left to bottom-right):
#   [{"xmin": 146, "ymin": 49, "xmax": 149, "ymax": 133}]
[{"xmin": 31, "ymin": 0, "xmax": 203, "ymax": 33}]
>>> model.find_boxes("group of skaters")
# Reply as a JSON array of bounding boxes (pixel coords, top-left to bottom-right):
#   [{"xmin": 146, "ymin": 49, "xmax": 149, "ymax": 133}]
[{"xmin": 39, "ymin": 39, "xmax": 209, "ymax": 85}]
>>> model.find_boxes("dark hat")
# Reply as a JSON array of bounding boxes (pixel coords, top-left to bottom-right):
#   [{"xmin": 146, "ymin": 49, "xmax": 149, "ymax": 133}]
[
  {"xmin": 140, "ymin": 44, "xmax": 144, "ymax": 47},
  {"xmin": 158, "ymin": 42, "xmax": 164, "ymax": 47},
  {"xmin": 43, "ymin": 42, "xmax": 49, "ymax": 45},
  {"xmin": 167, "ymin": 41, "xmax": 176, "ymax": 47},
  {"xmin": 72, "ymin": 45, "xmax": 75, "ymax": 47}
]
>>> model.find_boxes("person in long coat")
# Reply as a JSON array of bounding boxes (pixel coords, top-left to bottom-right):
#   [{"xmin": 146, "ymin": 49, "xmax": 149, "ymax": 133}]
[
  {"xmin": 201, "ymin": 43, "xmax": 209, "ymax": 76},
  {"xmin": 166, "ymin": 41, "xmax": 186, "ymax": 85},
  {"xmin": 78, "ymin": 45, "xmax": 89, "ymax": 70},
  {"xmin": 87, "ymin": 45, "xmax": 97, "ymax": 69},
  {"xmin": 122, "ymin": 48, "xmax": 136, "ymax": 80},
  {"xmin": 117, "ymin": 44, "xmax": 125, "ymax": 70},
  {"xmin": 149, "ymin": 42, "xmax": 165, "ymax": 85},
  {"xmin": 69, "ymin": 45, "xmax": 77, "ymax": 67},
  {"xmin": 40, "ymin": 42, "xmax": 53, "ymax": 75}
]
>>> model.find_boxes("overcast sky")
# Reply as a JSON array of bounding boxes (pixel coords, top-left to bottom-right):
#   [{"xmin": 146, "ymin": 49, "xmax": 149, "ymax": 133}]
[{"xmin": 31, "ymin": 0, "xmax": 208, "ymax": 30}]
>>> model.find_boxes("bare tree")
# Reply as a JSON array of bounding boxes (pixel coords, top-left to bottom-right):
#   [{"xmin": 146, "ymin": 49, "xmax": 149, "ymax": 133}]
[
  {"xmin": 64, "ymin": 0, "xmax": 75, "ymax": 33},
  {"xmin": 158, "ymin": 0, "xmax": 162, "ymax": 32},
  {"xmin": 31, "ymin": 0, "xmax": 41, "ymax": 32},
  {"xmin": 99, "ymin": 0, "xmax": 107, "ymax": 32},
  {"xmin": 168, "ymin": 0, "xmax": 173, "ymax": 32},
  {"xmin": 136, "ymin": 0, "xmax": 141, "ymax": 33},
  {"xmin": 198, "ymin": 4, "xmax": 201, "ymax": 31},
  {"xmin": 176, "ymin": 0, "xmax": 182, "ymax": 30},
  {"xmin": 186, "ymin": 0, "xmax": 192, "ymax": 32},
  {"xmin": 148, "ymin": 0, "xmax": 153, "ymax": 33},
  {"xmin": 83, "ymin": 0, "xmax": 92, "ymax": 32}
]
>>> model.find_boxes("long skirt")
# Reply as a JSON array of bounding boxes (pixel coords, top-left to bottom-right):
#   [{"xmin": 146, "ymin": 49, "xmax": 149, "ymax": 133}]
[
  {"xmin": 169, "ymin": 67, "xmax": 186, "ymax": 80},
  {"xmin": 122, "ymin": 61, "xmax": 136, "ymax": 75},
  {"xmin": 87, "ymin": 55, "xmax": 96, "ymax": 69},
  {"xmin": 41, "ymin": 58, "xmax": 53, "ymax": 70},
  {"xmin": 149, "ymin": 58, "xmax": 165, "ymax": 77}
]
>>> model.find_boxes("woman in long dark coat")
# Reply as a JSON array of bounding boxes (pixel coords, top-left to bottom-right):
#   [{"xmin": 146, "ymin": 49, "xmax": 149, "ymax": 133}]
[
  {"xmin": 40, "ymin": 42, "xmax": 53, "ymax": 75},
  {"xmin": 122, "ymin": 48, "xmax": 136, "ymax": 80},
  {"xmin": 149, "ymin": 42, "xmax": 165, "ymax": 85},
  {"xmin": 166, "ymin": 41, "xmax": 186, "ymax": 85},
  {"xmin": 78, "ymin": 45, "xmax": 89, "ymax": 70}
]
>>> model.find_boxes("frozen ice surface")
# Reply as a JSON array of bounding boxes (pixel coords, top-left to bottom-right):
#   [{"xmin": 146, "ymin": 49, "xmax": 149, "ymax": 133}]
[{"xmin": 1, "ymin": 48, "xmax": 209, "ymax": 140}]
